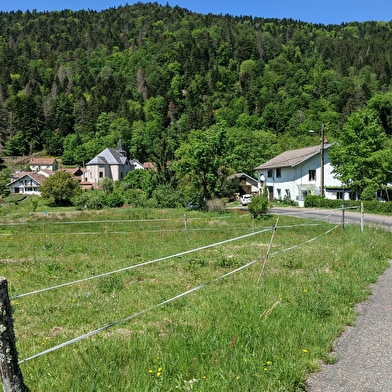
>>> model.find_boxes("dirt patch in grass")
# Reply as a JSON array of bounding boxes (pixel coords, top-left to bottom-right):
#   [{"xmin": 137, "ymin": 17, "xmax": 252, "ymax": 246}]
[{"xmin": 0, "ymin": 258, "xmax": 34, "ymax": 264}]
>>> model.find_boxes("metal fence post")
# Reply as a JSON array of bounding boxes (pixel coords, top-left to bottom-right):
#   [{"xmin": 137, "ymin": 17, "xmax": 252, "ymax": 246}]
[
  {"xmin": 0, "ymin": 277, "xmax": 29, "ymax": 392},
  {"xmin": 184, "ymin": 214, "xmax": 188, "ymax": 234}
]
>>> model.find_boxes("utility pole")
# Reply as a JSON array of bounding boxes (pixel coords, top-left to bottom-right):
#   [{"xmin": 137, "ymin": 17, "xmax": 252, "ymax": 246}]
[
  {"xmin": 320, "ymin": 123, "xmax": 325, "ymax": 198},
  {"xmin": 310, "ymin": 123, "xmax": 325, "ymax": 198}
]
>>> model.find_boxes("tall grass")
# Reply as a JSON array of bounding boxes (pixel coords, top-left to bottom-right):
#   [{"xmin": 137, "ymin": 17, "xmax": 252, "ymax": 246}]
[{"xmin": 0, "ymin": 207, "xmax": 391, "ymax": 391}]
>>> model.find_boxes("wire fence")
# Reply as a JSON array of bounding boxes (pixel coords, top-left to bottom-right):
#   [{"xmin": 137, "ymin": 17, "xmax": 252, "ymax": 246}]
[
  {"xmin": 0, "ymin": 214, "xmax": 248, "ymax": 236},
  {"xmin": 0, "ymin": 212, "xmax": 341, "ymax": 391},
  {"xmin": 13, "ymin": 221, "xmax": 337, "ymax": 364}
]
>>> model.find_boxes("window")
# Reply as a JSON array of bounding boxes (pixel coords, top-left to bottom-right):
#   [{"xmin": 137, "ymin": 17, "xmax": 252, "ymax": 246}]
[
  {"xmin": 309, "ymin": 170, "xmax": 316, "ymax": 181},
  {"xmin": 277, "ymin": 188, "xmax": 281, "ymax": 198},
  {"xmin": 99, "ymin": 171, "xmax": 103, "ymax": 178},
  {"xmin": 267, "ymin": 169, "xmax": 273, "ymax": 178},
  {"xmin": 337, "ymin": 191, "xmax": 343, "ymax": 200},
  {"xmin": 276, "ymin": 168, "xmax": 281, "ymax": 178},
  {"xmin": 285, "ymin": 189, "xmax": 291, "ymax": 199}
]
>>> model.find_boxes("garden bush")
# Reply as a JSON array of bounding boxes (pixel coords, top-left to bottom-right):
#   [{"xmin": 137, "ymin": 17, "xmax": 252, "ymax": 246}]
[
  {"xmin": 206, "ymin": 198, "xmax": 226, "ymax": 213},
  {"xmin": 106, "ymin": 192, "xmax": 124, "ymax": 208},
  {"xmin": 248, "ymin": 189, "xmax": 269, "ymax": 218},
  {"xmin": 304, "ymin": 195, "xmax": 392, "ymax": 214}
]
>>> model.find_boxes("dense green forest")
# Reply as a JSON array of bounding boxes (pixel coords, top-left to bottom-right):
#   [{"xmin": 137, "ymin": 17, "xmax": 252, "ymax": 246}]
[{"xmin": 1, "ymin": 2, "xmax": 392, "ymax": 201}]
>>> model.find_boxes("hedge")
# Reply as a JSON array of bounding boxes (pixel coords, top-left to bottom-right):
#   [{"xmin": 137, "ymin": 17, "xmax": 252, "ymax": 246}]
[{"xmin": 304, "ymin": 195, "xmax": 392, "ymax": 214}]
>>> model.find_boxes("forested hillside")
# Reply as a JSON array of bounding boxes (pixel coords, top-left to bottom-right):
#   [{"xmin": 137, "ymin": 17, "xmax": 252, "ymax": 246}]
[{"xmin": 1, "ymin": 2, "xmax": 392, "ymax": 180}]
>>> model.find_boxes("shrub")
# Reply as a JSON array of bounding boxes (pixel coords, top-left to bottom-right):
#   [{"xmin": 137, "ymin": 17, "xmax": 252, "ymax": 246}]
[
  {"xmin": 206, "ymin": 198, "xmax": 226, "ymax": 213},
  {"xmin": 360, "ymin": 186, "xmax": 378, "ymax": 201},
  {"xmin": 304, "ymin": 195, "xmax": 392, "ymax": 215},
  {"xmin": 248, "ymin": 189, "xmax": 269, "ymax": 218},
  {"xmin": 106, "ymin": 192, "xmax": 124, "ymax": 208},
  {"xmin": 72, "ymin": 190, "xmax": 107, "ymax": 210},
  {"xmin": 121, "ymin": 188, "xmax": 149, "ymax": 208},
  {"xmin": 149, "ymin": 184, "xmax": 183, "ymax": 208}
]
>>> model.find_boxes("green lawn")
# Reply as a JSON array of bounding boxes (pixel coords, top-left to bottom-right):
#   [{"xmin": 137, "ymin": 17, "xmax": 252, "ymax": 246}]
[{"xmin": 0, "ymin": 207, "xmax": 391, "ymax": 391}]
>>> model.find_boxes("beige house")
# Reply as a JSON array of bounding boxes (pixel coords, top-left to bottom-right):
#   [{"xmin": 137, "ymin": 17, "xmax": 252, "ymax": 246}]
[
  {"xmin": 83, "ymin": 140, "xmax": 133, "ymax": 187},
  {"xmin": 29, "ymin": 157, "xmax": 58, "ymax": 172}
]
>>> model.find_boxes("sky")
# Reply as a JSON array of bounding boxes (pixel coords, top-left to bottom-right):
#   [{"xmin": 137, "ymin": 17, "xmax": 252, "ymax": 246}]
[{"xmin": 1, "ymin": 0, "xmax": 392, "ymax": 25}]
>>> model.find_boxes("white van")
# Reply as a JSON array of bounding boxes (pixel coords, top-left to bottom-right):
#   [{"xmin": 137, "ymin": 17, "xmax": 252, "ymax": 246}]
[{"xmin": 240, "ymin": 194, "xmax": 252, "ymax": 206}]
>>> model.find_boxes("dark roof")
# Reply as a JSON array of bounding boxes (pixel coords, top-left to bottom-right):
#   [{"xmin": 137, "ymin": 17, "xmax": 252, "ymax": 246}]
[
  {"xmin": 116, "ymin": 139, "xmax": 127, "ymax": 156},
  {"xmin": 254, "ymin": 144, "xmax": 332, "ymax": 170},
  {"xmin": 86, "ymin": 148, "xmax": 128, "ymax": 166},
  {"xmin": 228, "ymin": 173, "xmax": 258, "ymax": 185}
]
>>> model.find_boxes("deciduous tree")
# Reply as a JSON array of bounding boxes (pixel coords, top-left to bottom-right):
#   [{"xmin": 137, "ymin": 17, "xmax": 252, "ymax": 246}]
[
  {"xmin": 40, "ymin": 171, "xmax": 81, "ymax": 205},
  {"xmin": 173, "ymin": 123, "xmax": 228, "ymax": 203},
  {"xmin": 329, "ymin": 108, "xmax": 392, "ymax": 198}
]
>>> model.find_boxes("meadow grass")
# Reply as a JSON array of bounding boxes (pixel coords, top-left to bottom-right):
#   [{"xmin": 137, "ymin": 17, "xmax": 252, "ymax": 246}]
[{"xmin": 0, "ymin": 207, "xmax": 391, "ymax": 391}]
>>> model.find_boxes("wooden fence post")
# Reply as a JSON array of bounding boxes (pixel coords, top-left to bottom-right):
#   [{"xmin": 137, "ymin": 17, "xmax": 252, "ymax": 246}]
[{"xmin": 0, "ymin": 277, "xmax": 29, "ymax": 392}]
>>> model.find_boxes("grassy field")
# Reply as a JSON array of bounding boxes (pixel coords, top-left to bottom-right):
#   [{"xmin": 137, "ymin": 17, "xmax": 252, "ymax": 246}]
[{"xmin": 0, "ymin": 205, "xmax": 391, "ymax": 391}]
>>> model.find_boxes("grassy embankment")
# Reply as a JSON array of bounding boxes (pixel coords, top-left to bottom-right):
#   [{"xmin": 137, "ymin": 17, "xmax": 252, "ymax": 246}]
[{"xmin": 0, "ymin": 205, "xmax": 391, "ymax": 391}]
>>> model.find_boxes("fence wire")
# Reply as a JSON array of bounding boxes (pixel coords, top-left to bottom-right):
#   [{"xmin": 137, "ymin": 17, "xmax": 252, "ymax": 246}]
[{"xmin": 17, "ymin": 223, "xmax": 338, "ymax": 364}]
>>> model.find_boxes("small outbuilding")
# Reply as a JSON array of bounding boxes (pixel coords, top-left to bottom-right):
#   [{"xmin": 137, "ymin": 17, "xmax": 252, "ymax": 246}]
[{"xmin": 228, "ymin": 173, "xmax": 259, "ymax": 196}]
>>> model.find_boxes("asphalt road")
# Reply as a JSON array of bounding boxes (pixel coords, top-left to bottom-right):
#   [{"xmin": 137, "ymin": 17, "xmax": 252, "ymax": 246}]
[
  {"xmin": 270, "ymin": 206, "xmax": 392, "ymax": 231},
  {"xmin": 271, "ymin": 206, "xmax": 392, "ymax": 391},
  {"xmin": 306, "ymin": 259, "xmax": 392, "ymax": 392}
]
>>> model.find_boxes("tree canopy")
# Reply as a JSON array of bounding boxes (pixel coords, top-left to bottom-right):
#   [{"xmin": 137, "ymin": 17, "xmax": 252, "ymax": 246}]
[
  {"xmin": 329, "ymin": 108, "xmax": 392, "ymax": 198},
  {"xmin": 39, "ymin": 171, "xmax": 81, "ymax": 205},
  {"xmin": 0, "ymin": 4, "xmax": 392, "ymax": 199}
]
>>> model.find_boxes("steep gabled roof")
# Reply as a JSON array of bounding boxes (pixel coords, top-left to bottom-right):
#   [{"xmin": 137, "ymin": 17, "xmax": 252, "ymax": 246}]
[
  {"xmin": 7, "ymin": 172, "xmax": 46, "ymax": 186},
  {"xmin": 228, "ymin": 173, "xmax": 258, "ymax": 186},
  {"xmin": 254, "ymin": 144, "xmax": 332, "ymax": 170},
  {"xmin": 86, "ymin": 148, "xmax": 128, "ymax": 166}
]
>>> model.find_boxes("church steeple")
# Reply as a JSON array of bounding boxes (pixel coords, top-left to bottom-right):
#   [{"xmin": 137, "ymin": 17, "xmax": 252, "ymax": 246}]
[{"xmin": 117, "ymin": 139, "xmax": 127, "ymax": 157}]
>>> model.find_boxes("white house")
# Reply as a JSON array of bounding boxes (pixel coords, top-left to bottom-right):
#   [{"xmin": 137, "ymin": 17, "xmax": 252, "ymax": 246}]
[
  {"xmin": 29, "ymin": 157, "xmax": 58, "ymax": 172},
  {"xmin": 254, "ymin": 143, "xmax": 348, "ymax": 205},
  {"xmin": 7, "ymin": 171, "xmax": 51, "ymax": 195},
  {"xmin": 130, "ymin": 158, "xmax": 144, "ymax": 170}
]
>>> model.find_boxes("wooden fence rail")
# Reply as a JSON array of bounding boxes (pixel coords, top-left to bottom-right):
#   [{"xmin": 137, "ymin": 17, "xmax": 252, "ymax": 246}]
[{"xmin": 0, "ymin": 277, "xmax": 29, "ymax": 392}]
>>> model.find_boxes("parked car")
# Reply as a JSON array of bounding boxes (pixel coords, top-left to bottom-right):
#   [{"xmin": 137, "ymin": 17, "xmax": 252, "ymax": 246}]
[{"xmin": 240, "ymin": 194, "xmax": 252, "ymax": 206}]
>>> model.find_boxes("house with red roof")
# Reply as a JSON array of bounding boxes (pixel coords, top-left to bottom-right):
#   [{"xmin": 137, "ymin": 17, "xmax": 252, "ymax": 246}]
[
  {"xmin": 7, "ymin": 171, "xmax": 51, "ymax": 195},
  {"xmin": 29, "ymin": 157, "xmax": 58, "ymax": 172}
]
